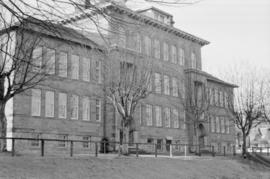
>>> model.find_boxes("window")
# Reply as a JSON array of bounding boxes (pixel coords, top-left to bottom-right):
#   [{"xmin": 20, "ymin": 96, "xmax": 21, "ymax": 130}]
[
  {"xmin": 59, "ymin": 51, "xmax": 67, "ymax": 77},
  {"xmin": 70, "ymin": 95, "xmax": 79, "ymax": 120},
  {"xmin": 215, "ymin": 89, "xmax": 219, "ymax": 106},
  {"xmin": 216, "ymin": 116, "xmax": 220, "ymax": 133},
  {"xmin": 144, "ymin": 36, "xmax": 151, "ymax": 56},
  {"xmin": 82, "ymin": 57, "xmax": 90, "ymax": 82},
  {"xmin": 45, "ymin": 91, "xmax": 54, "ymax": 117},
  {"xmin": 32, "ymin": 47, "xmax": 42, "ymax": 72},
  {"xmin": 219, "ymin": 91, "xmax": 223, "ymax": 107},
  {"xmin": 146, "ymin": 104, "xmax": 153, "ymax": 126},
  {"xmin": 58, "ymin": 135, "xmax": 68, "ymax": 147},
  {"xmin": 95, "ymin": 60, "xmax": 101, "ymax": 83},
  {"xmin": 155, "ymin": 106, "xmax": 162, "ymax": 127},
  {"xmin": 31, "ymin": 89, "xmax": 41, "ymax": 116},
  {"xmin": 172, "ymin": 109, "xmax": 179, "ymax": 128},
  {"xmin": 211, "ymin": 116, "xmax": 215, "ymax": 133},
  {"xmin": 164, "ymin": 75, "xmax": 170, "ymax": 95},
  {"xmin": 221, "ymin": 117, "xmax": 225, "ymax": 133},
  {"xmin": 154, "ymin": 73, "xmax": 161, "ymax": 93},
  {"xmin": 96, "ymin": 99, "xmax": 101, "ymax": 121},
  {"xmin": 180, "ymin": 110, "xmax": 186, "ymax": 129},
  {"xmin": 58, "ymin": 93, "xmax": 67, "ymax": 119},
  {"xmin": 157, "ymin": 139, "xmax": 163, "ymax": 150},
  {"xmin": 82, "ymin": 136, "xmax": 90, "ymax": 148},
  {"xmin": 178, "ymin": 48, "xmax": 185, "ymax": 66},
  {"xmin": 164, "ymin": 107, "xmax": 170, "ymax": 128},
  {"xmin": 172, "ymin": 77, "xmax": 178, "ymax": 97},
  {"xmin": 171, "ymin": 45, "xmax": 177, "ymax": 63},
  {"xmin": 191, "ymin": 52, "xmax": 196, "ymax": 69},
  {"xmin": 153, "ymin": 39, "xmax": 160, "ymax": 59},
  {"xmin": 224, "ymin": 92, "xmax": 228, "ymax": 108},
  {"xmin": 31, "ymin": 133, "xmax": 40, "ymax": 147},
  {"xmin": 46, "ymin": 48, "xmax": 55, "ymax": 74},
  {"xmin": 71, "ymin": 54, "xmax": 79, "ymax": 80},
  {"xmin": 135, "ymin": 33, "xmax": 141, "ymax": 53},
  {"xmin": 82, "ymin": 97, "xmax": 90, "ymax": 121},
  {"xmin": 226, "ymin": 119, "xmax": 230, "ymax": 134},
  {"xmin": 163, "ymin": 42, "xmax": 169, "ymax": 61},
  {"xmin": 209, "ymin": 88, "xmax": 213, "ymax": 105},
  {"xmin": 118, "ymin": 27, "xmax": 126, "ymax": 48}
]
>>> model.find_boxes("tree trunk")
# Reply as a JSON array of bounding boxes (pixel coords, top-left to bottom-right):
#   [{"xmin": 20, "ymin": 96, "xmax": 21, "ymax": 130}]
[
  {"xmin": 242, "ymin": 132, "xmax": 247, "ymax": 157},
  {"xmin": 0, "ymin": 102, "xmax": 7, "ymax": 152}
]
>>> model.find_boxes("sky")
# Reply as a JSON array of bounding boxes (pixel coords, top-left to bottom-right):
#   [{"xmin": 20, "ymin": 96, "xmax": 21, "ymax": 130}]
[{"xmin": 128, "ymin": 0, "xmax": 270, "ymax": 78}]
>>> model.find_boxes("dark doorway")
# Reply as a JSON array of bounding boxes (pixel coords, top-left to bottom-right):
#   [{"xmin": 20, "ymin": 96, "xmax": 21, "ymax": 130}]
[{"xmin": 166, "ymin": 140, "xmax": 172, "ymax": 151}]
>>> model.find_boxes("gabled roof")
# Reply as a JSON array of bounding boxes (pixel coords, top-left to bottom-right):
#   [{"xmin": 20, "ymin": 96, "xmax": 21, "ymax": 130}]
[
  {"xmin": 185, "ymin": 68, "xmax": 238, "ymax": 88},
  {"xmin": 61, "ymin": 2, "xmax": 210, "ymax": 46},
  {"xmin": 0, "ymin": 18, "xmax": 104, "ymax": 52}
]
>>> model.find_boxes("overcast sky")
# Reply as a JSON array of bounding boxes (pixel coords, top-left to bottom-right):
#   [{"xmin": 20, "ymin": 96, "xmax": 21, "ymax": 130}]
[{"xmin": 128, "ymin": 0, "xmax": 270, "ymax": 78}]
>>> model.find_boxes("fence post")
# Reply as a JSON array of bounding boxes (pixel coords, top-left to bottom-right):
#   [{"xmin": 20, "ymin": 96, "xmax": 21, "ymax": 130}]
[
  {"xmin": 170, "ymin": 144, "xmax": 173, "ymax": 158},
  {"xmin": 223, "ymin": 146, "xmax": 226, "ymax": 156},
  {"xmin": 95, "ymin": 142, "xmax": 98, "ymax": 157},
  {"xmin": 70, "ymin": 141, "xmax": 73, "ymax": 157},
  {"xmin": 136, "ymin": 143, "xmax": 139, "ymax": 158},
  {"xmin": 212, "ymin": 146, "xmax": 215, "ymax": 157},
  {"xmin": 155, "ymin": 144, "xmax": 157, "ymax": 158},
  {"xmin": 233, "ymin": 145, "xmax": 236, "ymax": 156},
  {"xmin": 103, "ymin": 141, "xmax": 105, "ymax": 154},
  {"xmin": 11, "ymin": 138, "xmax": 15, "ymax": 157},
  {"xmin": 41, "ymin": 139, "xmax": 44, "ymax": 157},
  {"xmin": 268, "ymin": 147, "xmax": 269, "ymax": 156}
]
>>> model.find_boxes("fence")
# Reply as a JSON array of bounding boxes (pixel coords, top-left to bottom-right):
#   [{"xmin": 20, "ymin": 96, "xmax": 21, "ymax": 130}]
[
  {"xmin": 251, "ymin": 147, "xmax": 270, "ymax": 156},
  {"xmin": 0, "ymin": 137, "xmax": 236, "ymax": 158}
]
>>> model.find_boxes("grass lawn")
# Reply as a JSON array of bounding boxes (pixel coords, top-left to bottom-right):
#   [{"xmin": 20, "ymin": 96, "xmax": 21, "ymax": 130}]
[{"xmin": 0, "ymin": 154, "xmax": 269, "ymax": 179}]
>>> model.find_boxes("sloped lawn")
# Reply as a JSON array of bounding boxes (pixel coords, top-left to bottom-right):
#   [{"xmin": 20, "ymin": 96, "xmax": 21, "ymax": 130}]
[{"xmin": 0, "ymin": 155, "xmax": 269, "ymax": 179}]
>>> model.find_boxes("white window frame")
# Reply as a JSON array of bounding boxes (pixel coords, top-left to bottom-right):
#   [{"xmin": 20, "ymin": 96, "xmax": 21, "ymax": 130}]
[
  {"xmin": 46, "ymin": 48, "xmax": 55, "ymax": 75},
  {"xmin": 178, "ymin": 48, "xmax": 185, "ymax": 66},
  {"xmin": 191, "ymin": 52, "xmax": 196, "ymax": 69},
  {"xmin": 32, "ymin": 47, "xmax": 42, "ymax": 72},
  {"xmin": 216, "ymin": 116, "xmax": 220, "ymax": 133},
  {"xmin": 146, "ymin": 104, "xmax": 153, "ymax": 126},
  {"xmin": 154, "ymin": 73, "xmax": 161, "ymax": 93},
  {"xmin": 164, "ymin": 107, "xmax": 171, "ymax": 128},
  {"xmin": 82, "ymin": 97, "xmax": 90, "ymax": 121},
  {"xmin": 171, "ymin": 45, "xmax": 177, "ymax": 64},
  {"xmin": 58, "ymin": 92, "xmax": 67, "ymax": 119},
  {"xmin": 154, "ymin": 39, "xmax": 160, "ymax": 59},
  {"xmin": 71, "ymin": 54, "xmax": 79, "ymax": 80},
  {"xmin": 163, "ymin": 42, "xmax": 169, "ymax": 61},
  {"xmin": 70, "ymin": 94, "xmax": 79, "ymax": 120},
  {"xmin": 164, "ymin": 75, "xmax": 170, "ymax": 95},
  {"xmin": 31, "ymin": 89, "xmax": 41, "ymax": 116},
  {"xmin": 82, "ymin": 57, "xmax": 90, "ymax": 82},
  {"xmin": 135, "ymin": 33, "xmax": 142, "ymax": 53},
  {"xmin": 172, "ymin": 108, "xmax": 179, "ymax": 128},
  {"xmin": 155, "ymin": 106, "xmax": 162, "ymax": 127},
  {"xmin": 59, "ymin": 51, "xmax": 68, "ymax": 77},
  {"xmin": 96, "ymin": 99, "xmax": 101, "ymax": 122},
  {"xmin": 172, "ymin": 77, "xmax": 178, "ymax": 97},
  {"xmin": 45, "ymin": 91, "xmax": 54, "ymax": 118},
  {"xmin": 144, "ymin": 36, "xmax": 151, "ymax": 56},
  {"xmin": 95, "ymin": 60, "xmax": 102, "ymax": 84}
]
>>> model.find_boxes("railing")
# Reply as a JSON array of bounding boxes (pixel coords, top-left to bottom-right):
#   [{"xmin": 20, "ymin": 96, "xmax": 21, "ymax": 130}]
[
  {"xmin": 0, "ymin": 137, "xmax": 236, "ymax": 158},
  {"xmin": 251, "ymin": 147, "xmax": 270, "ymax": 156}
]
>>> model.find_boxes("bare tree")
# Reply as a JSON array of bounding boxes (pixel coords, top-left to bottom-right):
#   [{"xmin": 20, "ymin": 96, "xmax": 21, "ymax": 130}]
[
  {"xmin": 226, "ymin": 69, "xmax": 267, "ymax": 157},
  {"xmin": 0, "ymin": 17, "xmax": 58, "ymax": 151},
  {"xmin": 179, "ymin": 70, "xmax": 210, "ymax": 153},
  {"xmin": 104, "ymin": 52, "xmax": 152, "ymax": 153}
]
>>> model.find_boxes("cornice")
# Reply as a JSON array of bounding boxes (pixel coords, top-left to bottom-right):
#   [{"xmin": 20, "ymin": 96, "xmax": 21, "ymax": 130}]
[{"xmin": 61, "ymin": 3, "xmax": 210, "ymax": 46}]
